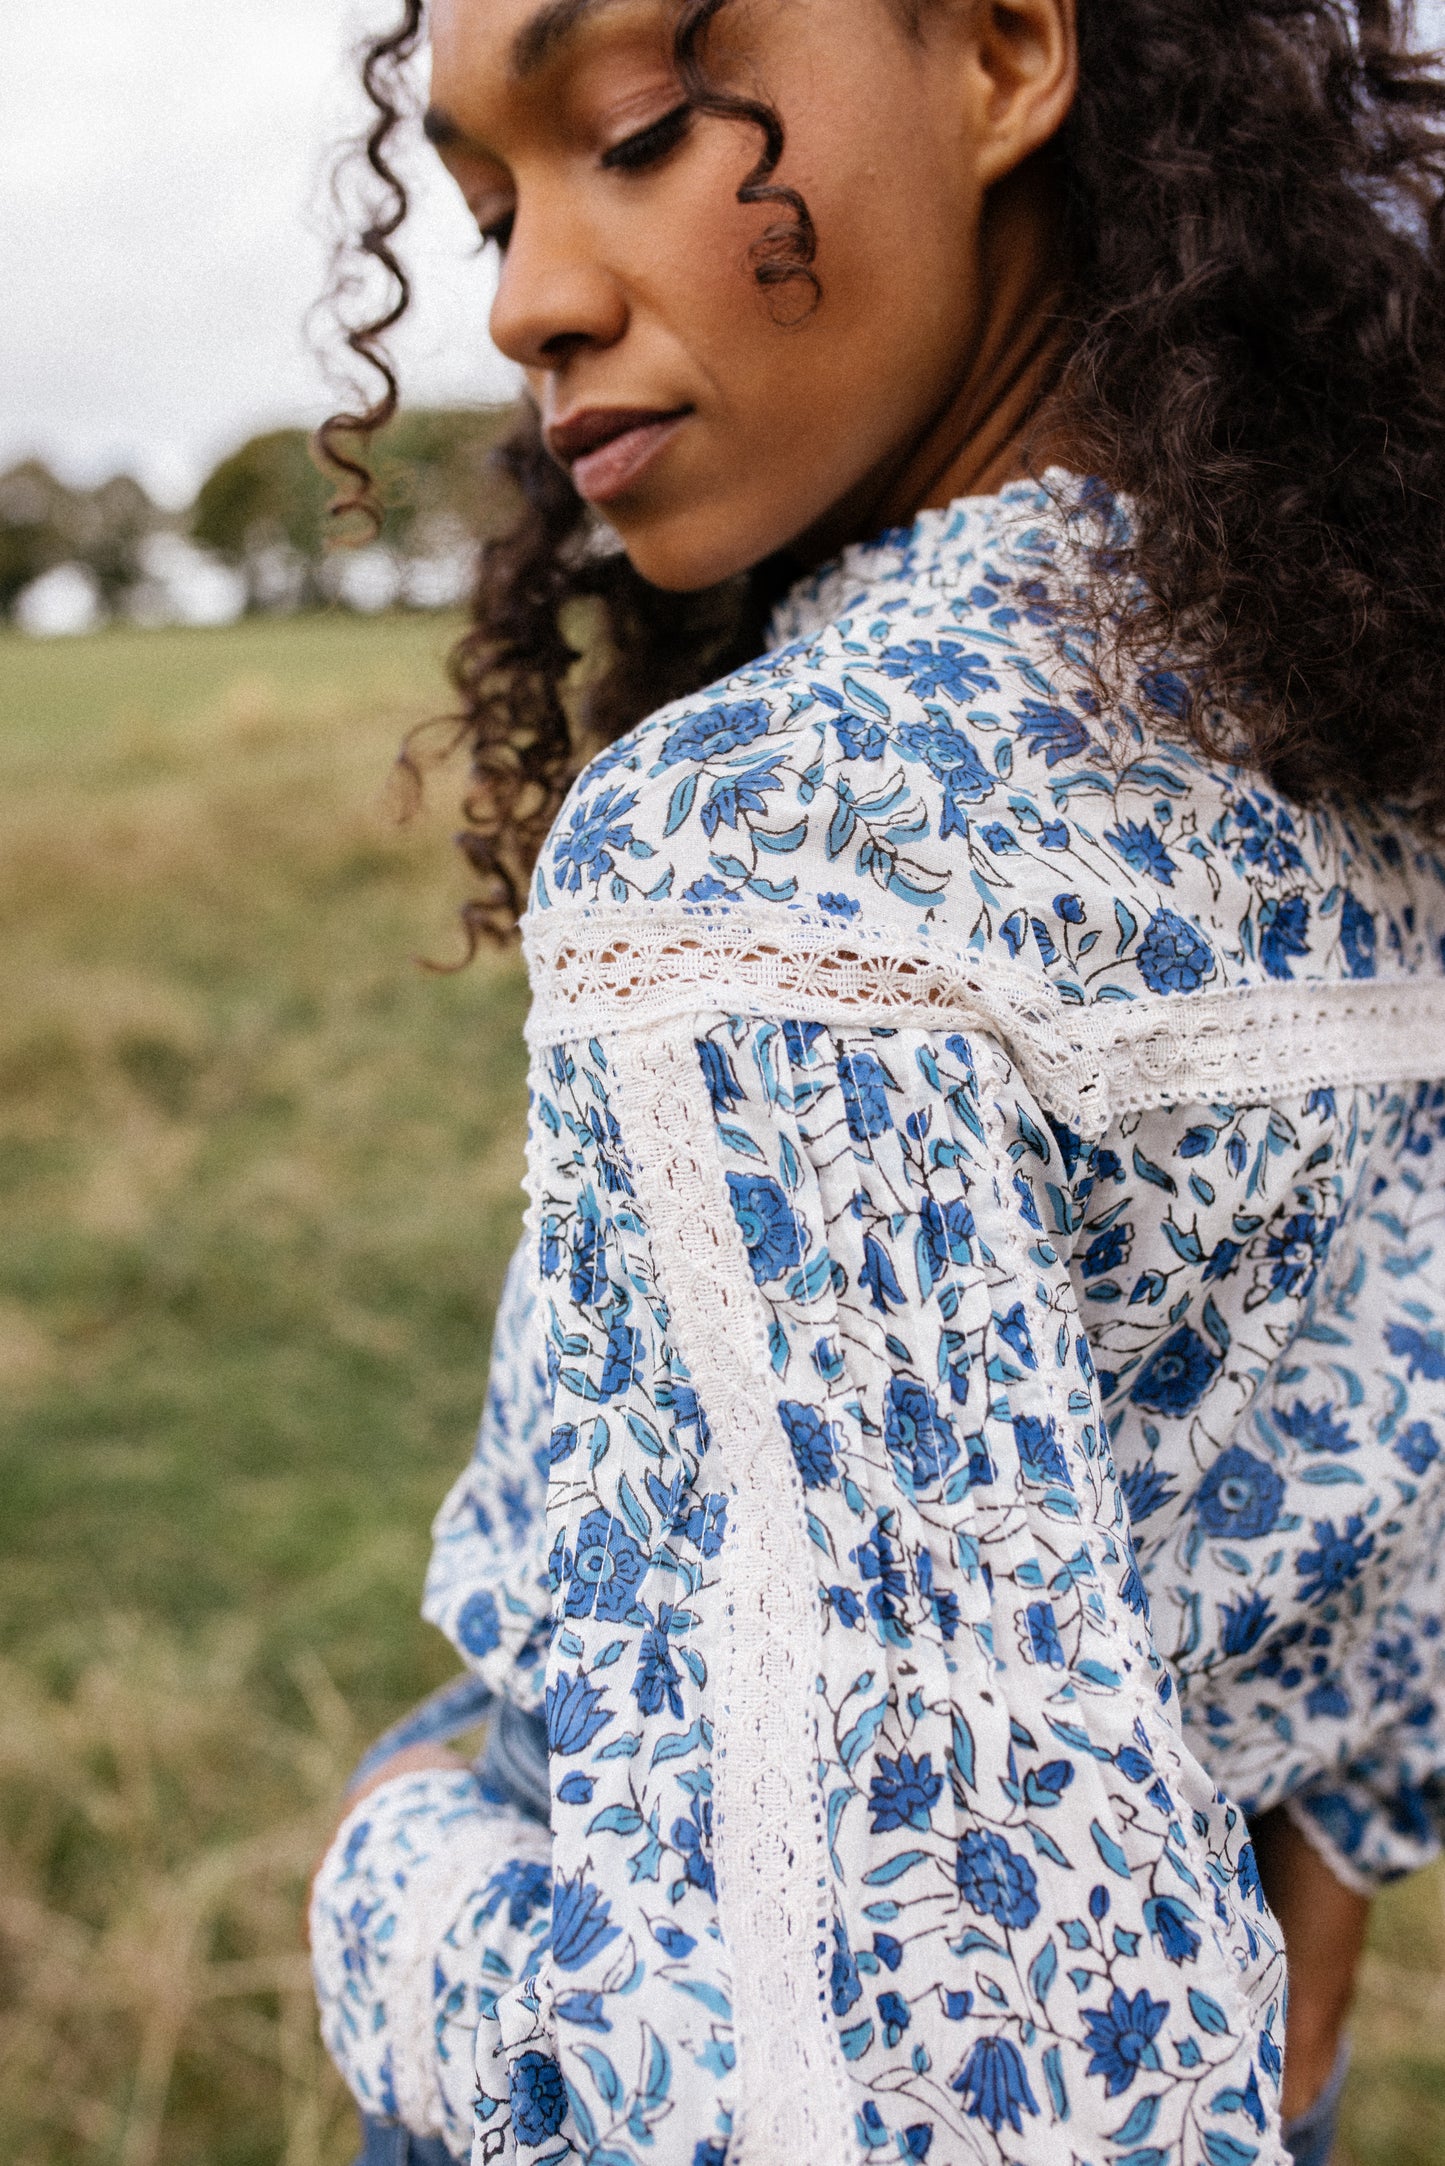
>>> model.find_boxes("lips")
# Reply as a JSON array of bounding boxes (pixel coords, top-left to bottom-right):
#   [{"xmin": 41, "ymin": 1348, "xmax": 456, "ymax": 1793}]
[{"xmin": 546, "ymin": 405, "xmax": 691, "ymax": 506}]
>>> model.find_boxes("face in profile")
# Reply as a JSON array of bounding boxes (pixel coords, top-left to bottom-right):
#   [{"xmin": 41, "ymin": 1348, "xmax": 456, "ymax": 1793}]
[{"xmin": 426, "ymin": 0, "xmax": 1076, "ymax": 591}]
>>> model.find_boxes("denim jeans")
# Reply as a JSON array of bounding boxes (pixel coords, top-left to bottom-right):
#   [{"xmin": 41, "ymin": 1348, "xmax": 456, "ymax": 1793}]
[{"xmin": 345, "ymin": 1677, "xmax": 551, "ymax": 2165}]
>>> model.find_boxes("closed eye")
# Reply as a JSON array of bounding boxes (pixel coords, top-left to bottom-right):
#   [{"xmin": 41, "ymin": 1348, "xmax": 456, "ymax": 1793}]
[{"xmin": 600, "ymin": 101, "xmax": 692, "ymax": 174}]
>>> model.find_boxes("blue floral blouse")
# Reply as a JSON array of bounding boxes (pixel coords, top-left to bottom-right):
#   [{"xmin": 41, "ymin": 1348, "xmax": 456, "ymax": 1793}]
[{"xmin": 311, "ymin": 476, "xmax": 1445, "ymax": 2166}]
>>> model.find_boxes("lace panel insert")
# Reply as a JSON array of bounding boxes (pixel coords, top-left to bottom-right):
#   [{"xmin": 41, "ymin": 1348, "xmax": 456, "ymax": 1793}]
[
  {"xmin": 607, "ymin": 1020, "xmax": 859, "ymax": 2166},
  {"xmin": 526, "ymin": 905, "xmax": 1445, "ymax": 1139}
]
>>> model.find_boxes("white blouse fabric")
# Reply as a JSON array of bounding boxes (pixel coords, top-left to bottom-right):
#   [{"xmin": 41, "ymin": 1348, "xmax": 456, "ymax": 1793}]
[{"xmin": 312, "ymin": 477, "xmax": 1445, "ymax": 2166}]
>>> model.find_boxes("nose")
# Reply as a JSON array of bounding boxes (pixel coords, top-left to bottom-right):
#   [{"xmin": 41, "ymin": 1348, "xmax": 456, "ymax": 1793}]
[{"xmin": 488, "ymin": 192, "xmax": 628, "ymax": 375}]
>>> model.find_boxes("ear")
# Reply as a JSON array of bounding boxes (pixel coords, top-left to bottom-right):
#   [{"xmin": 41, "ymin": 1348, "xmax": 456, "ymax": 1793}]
[{"xmin": 964, "ymin": 0, "xmax": 1078, "ymax": 188}]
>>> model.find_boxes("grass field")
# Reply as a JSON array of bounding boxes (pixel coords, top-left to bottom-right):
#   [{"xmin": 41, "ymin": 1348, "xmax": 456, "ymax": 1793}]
[{"xmin": 1, "ymin": 611, "xmax": 1443, "ymax": 2165}]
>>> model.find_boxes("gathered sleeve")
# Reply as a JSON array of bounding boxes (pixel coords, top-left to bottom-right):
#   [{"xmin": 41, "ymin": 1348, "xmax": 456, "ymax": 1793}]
[
  {"xmin": 309, "ymin": 1770, "xmax": 553, "ymax": 2158},
  {"xmin": 523, "ymin": 1009, "xmax": 1290, "ymax": 2166}
]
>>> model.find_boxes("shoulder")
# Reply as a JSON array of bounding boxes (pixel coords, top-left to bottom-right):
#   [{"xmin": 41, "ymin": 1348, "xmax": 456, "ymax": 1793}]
[{"xmin": 533, "ymin": 488, "xmax": 1445, "ymax": 1002}]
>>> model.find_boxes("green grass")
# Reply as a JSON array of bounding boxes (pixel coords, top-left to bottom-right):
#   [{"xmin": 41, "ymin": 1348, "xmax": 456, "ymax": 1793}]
[
  {"xmin": 0, "ymin": 612, "xmax": 528, "ymax": 2166},
  {"xmin": 0, "ymin": 610, "xmax": 1442, "ymax": 2165}
]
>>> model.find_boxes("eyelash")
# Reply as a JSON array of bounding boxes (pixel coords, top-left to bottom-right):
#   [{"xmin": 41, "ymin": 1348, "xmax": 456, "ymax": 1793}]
[
  {"xmin": 479, "ymin": 102, "xmax": 692, "ymax": 253},
  {"xmin": 599, "ymin": 101, "xmax": 693, "ymax": 174}
]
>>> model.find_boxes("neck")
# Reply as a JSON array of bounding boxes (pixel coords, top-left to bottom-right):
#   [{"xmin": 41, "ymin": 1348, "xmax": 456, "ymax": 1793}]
[{"xmin": 788, "ymin": 164, "xmax": 1076, "ymax": 571}]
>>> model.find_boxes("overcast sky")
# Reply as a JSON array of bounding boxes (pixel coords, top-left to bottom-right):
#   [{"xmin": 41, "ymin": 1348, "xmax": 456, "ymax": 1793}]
[
  {"xmin": 1, "ymin": 0, "xmax": 518, "ymax": 505},
  {"xmin": 5, "ymin": 1, "xmax": 1444, "ymax": 508}
]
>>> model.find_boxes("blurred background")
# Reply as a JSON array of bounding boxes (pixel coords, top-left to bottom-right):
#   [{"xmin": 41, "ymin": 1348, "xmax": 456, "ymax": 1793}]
[{"xmin": 3, "ymin": 5, "xmax": 1445, "ymax": 2164}]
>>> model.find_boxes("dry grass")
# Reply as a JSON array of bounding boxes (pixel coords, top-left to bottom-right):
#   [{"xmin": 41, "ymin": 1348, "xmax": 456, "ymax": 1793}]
[
  {"xmin": 0, "ymin": 613, "xmax": 528, "ymax": 2164},
  {"xmin": 0, "ymin": 1628, "xmax": 360, "ymax": 2166},
  {"xmin": 1, "ymin": 614, "xmax": 1443, "ymax": 2164}
]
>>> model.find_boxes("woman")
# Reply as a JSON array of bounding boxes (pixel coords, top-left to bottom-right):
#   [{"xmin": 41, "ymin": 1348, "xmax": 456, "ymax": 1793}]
[{"xmin": 308, "ymin": 3, "xmax": 1445, "ymax": 2162}]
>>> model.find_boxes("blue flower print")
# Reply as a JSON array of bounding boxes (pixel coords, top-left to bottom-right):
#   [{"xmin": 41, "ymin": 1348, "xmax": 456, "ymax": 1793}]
[
  {"xmin": 878, "ymin": 639, "xmax": 998, "ymax": 703},
  {"xmin": 1081, "ymin": 1985, "xmax": 1170, "ymax": 2095},
  {"xmin": 726, "ymin": 1171, "xmax": 805, "ymax": 1284},
  {"xmin": 698, "ymin": 1038, "xmax": 743, "ymax": 1114},
  {"xmin": 839, "ymin": 1050, "xmax": 895, "ymax": 1141},
  {"xmin": 565, "ymin": 1508, "xmax": 648, "ymax": 1622},
  {"xmin": 817, "ymin": 890, "xmax": 861, "ymax": 919},
  {"xmin": 1026, "ymin": 1601, "xmax": 1067, "ymax": 1666},
  {"xmin": 659, "ymin": 698, "xmax": 769, "ymax": 767},
  {"xmin": 835, "ymin": 710, "xmax": 887, "ymax": 761},
  {"xmin": 1136, "ymin": 908, "xmax": 1216, "ymax": 994},
  {"xmin": 950, "ymin": 2035, "xmax": 1041, "ymax": 2135},
  {"xmin": 1297, "ymin": 1515, "xmax": 1376, "ymax": 1604},
  {"xmin": 1395, "ymin": 1420, "xmax": 1441, "ymax": 1475},
  {"xmin": 550, "ymin": 1870, "xmax": 622, "ymax": 1971},
  {"xmin": 480, "ymin": 1857, "xmax": 553, "ymax": 1930},
  {"xmin": 676, "ymin": 1491, "xmax": 728, "ymax": 1557},
  {"xmin": 1194, "ymin": 1447, "xmax": 1285, "ymax": 1540},
  {"xmin": 1144, "ymin": 1896, "xmax": 1203, "ymax": 1965},
  {"xmin": 1121, "ymin": 1460, "xmax": 1179, "ymax": 1524},
  {"xmin": 827, "ymin": 1582, "xmax": 864, "ymax": 1628},
  {"xmin": 1265, "ymin": 1211, "xmax": 1332, "ymax": 1298},
  {"xmin": 1016, "ymin": 697, "xmax": 1090, "ymax": 766},
  {"xmin": 600, "ymin": 1316, "xmax": 645, "ymax": 1398},
  {"xmin": 455, "ymin": 1589, "xmax": 502, "ymax": 1658},
  {"xmin": 919, "ymin": 1193, "xmax": 975, "ymax": 1282},
  {"xmin": 634, "ymin": 1605, "xmax": 685, "ymax": 1719},
  {"xmin": 672, "ymin": 1795, "xmax": 716, "ymax": 1896},
  {"xmin": 1340, "ymin": 890, "xmax": 1378, "ymax": 978},
  {"xmin": 692, "ymin": 2145, "xmax": 728, "ymax": 2166},
  {"xmin": 1384, "ymin": 1320, "xmax": 1445, "ymax": 1381},
  {"xmin": 1366, "ymin": 1632, "xmax": 1423, "ymax": 1706},
  {"xmin": 1129, "ymin": 1324, "xmax": 1221, "ymax": 1416},
  {"xmin": 978, "ymin": 821, "xmax": 1019, "ymax": 854},
  {"xmin": 1276, "ymin": 1399, "xmax": 1356, "ymax": 1454},
  {"xmin": 779, "ymin": 1400, "xmax": 840, "ymax": 1490},
  {"xmin": 1203, "ymin": 1236, "xmax": 1244, "ymax": 1283},
  {"xmin": 552, "ymin": 786, "xmax": 640, "ymax": 893},
  {"xmin": 852, "ymin": 1521, "xmax": 909, "ymax": 1625},
  {"xmin": 1014, "ymin": 1412, "xmax": 1070, "ymax": 1487},
  {"xmin": 570, "ymin": 1215, "xmax": 609, "ymax": 1307},
  {"xmin": 1218, "ymin": 1591, "xmax": 1276, "ymax": 1656},
  {"xmin": 510, "ymin": 2050, "xmax": 567, "ymax": 2145},
  {"xmin": 701, "ymin": 760, "xmax": 784, "ymax": 836},
  {"xmin": 546, "ymin": 1669, "xmax": 614, "ymax": 1755},
  {"xmin": 1106, "ymin": 819, "xmax": 1176, "ymax": 886},
  {"xmin": 869, "ymin": 1751, "xmax": 944, "ymax": 1834},
  {"xmin": 916, "ymin": 1548, "xmax": 961, "ymax": 1639},
  {"xmin": 861, "ymin": 1233, "xmax": 907, "ymax": 1312},
  {"xmin": 895, "ymin": 718, "xmax": 995, "ymax": 803},
  {"xmin": 884, "ymin": 1378, "xmax": 961, "ymax": 1490},
  {"xmin": 878, "ymin": 1990, "xmax": 911, "ymax": 2045},
  {"xmin": 831, "ymin": 1919, "xmax": 863, "ymax": 2015},
  {"xmin": 1231, "ymin": 792, "xmax": 1304, "ymax": 877},
  {"xmin": 1082, "ymin": 1225, "xmax": 1129, "ymax": 1279},
  {"xmin": 1260, "ymin": 894, "xmax": 1311, "ymax": 980},
  {"xmin": 585, "ymin": 1103, "xmax": 634, "ymax": 1195},
  {"xmin": 955, "ymin": 1828, "xmax": 1041, "ymax": 1929}
]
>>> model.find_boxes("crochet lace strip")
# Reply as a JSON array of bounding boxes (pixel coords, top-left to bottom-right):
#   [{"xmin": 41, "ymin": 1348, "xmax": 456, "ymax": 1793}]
[
  {"xmin": 607, "ymin": 1020, "xmax": 858, "ymax": 2166},
  {"xmin": 525, "ymin": 904, "xmax": 1445, "ymax": 1140}
]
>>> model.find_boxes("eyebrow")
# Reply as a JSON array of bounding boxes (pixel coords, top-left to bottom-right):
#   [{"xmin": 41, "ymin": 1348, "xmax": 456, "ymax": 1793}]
[{"xmin": 509, "ymin": 0, "xmax": 619, "ymax": 79}]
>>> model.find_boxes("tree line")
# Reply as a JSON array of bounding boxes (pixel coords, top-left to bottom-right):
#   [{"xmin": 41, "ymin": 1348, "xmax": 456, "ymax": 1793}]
[{"xmin": 0, "ymin": 406, "xmax": 518, "ymax": 627}]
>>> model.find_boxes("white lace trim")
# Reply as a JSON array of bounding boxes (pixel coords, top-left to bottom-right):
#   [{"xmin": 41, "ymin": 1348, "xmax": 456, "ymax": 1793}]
[
  {"xmin": 525, "ymin": 904, "xmax": 1445, "ymax": 1139},
  {"xmin": 607, "ymin": 1021, "xmax": 859, "ymax": 2166}
]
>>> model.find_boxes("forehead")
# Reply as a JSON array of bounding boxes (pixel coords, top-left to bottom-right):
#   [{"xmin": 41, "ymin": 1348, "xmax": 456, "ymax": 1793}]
[{"xmin": 429, "ymin": 0, "xmax": 665, "ymax": 85}]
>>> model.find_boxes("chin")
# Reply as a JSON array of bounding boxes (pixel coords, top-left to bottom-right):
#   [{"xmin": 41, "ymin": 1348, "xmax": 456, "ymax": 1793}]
[{"xmin": 608, "ymin": 501, "xmax": 786, "ymax": 595}]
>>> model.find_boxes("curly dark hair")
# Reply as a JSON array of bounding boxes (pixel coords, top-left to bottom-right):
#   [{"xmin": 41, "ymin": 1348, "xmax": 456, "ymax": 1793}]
[{"xmin": 322, "ymin": 0, "xmax": 1445, "ymax": 953}]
